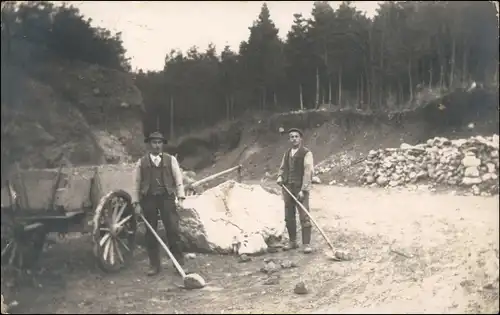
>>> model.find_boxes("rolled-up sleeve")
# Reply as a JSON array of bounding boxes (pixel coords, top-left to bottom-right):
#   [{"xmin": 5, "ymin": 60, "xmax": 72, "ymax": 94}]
[
  {"xmin": 133, "ymin": 158, "xmax": 142, "ymax": 202},
  {"xmin": 171, "ymin": 156, "xmax": 186, "ymax": 199},
  {"xmin": 301, "ymin": 151, "xmax": 314, "ymax": 191}
]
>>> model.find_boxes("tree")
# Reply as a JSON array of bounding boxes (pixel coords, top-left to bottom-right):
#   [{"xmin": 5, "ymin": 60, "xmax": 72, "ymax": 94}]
[
  {"xmin": 136, "ymin": 1, "xmax": 499, "ymax": 135},
  {"xmin": 284, "ymin": 13, "xmax": 315, "ymax": 109},
  {"xmin": 1, "ymin": 1, "xmax": 130, "ymax": 71},
  {"xmin": 220, "ymin": 45, "xmax": 239, "ymax": 119},
  {"xmin": 239, "ymin": 3, "xmax": 285, "ymax": 110}
]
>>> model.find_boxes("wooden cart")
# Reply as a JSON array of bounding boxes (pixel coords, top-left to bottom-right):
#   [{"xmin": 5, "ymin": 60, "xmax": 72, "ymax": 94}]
[
  {"xmin": 1, "ymin": 165, "xmax": 137, "ymax": 273},
  {"xmin": 1, "ymin": 163, "xmax": 242, "ymax": 273}
]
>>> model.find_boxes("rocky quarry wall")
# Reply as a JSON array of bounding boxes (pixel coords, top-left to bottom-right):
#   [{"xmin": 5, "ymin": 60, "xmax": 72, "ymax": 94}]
[
  {"xmin": 1, "ymin": 60, "xmax": 146, "ymax": 182},
  {"xmin": 359, "ymin": 135, "xmax": 499, "ymax": 195}
]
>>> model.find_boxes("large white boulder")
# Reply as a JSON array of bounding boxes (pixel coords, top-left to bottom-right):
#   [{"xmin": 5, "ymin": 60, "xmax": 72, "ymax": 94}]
[{"xmin": 178, "ymin": 180, "xmax": 286, "ymax": 255}]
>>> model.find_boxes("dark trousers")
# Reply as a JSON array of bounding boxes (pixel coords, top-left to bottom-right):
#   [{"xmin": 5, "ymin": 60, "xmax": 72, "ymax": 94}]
[
  {"xmin": 140, "ymin": 194, "xmax": 184, "ymax": 268},
  {"xmin": 283, "ymin": 183, "xmax": 312, "ymax": 244}
]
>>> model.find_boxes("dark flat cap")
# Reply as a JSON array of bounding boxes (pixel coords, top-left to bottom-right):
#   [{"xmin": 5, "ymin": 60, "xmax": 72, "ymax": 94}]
[
  {"xmin": 287, "ymin": 128, "xmax": 304, "ymax": 136},
  {"xmin": 144, "ymin": 131, "xmax": 168, "ymax": 143}
]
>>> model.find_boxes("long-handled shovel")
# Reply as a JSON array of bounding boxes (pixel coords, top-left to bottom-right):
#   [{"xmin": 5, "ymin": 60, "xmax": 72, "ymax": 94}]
[
  {"xmin": 139, "ymin": 212, "xmax": 206, "ymax": 289},
  {"xmin": 280, "ymin": 184, "xmax": 351, "ymax": 261}
]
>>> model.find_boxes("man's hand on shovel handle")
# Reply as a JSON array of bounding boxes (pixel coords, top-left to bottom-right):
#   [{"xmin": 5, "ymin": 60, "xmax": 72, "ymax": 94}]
[
  {"xmin": 177, "ymin": 197, "xmax": 185, "ymax": 209},
  {"xmin": 297, "ymin": 190, "xmax": 305, "ymax": 201},
  {"xmin": 133, "ymin": 202, "xmax": 142, "ymax": 216}
]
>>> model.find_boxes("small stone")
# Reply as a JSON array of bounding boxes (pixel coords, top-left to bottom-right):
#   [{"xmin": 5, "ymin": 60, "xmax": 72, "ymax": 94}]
[
  {"xmin": 389, "ymin": 180, "xmax": 400, "ymax": 187},
  {"xmin": 376, "ymin": 176, "xmax": 389, "ymax": 186},
  {"xmin": 260, "ymin": 261, "xmax": 280, "ymax": 274},
  {"xmin": 486, "ymin": 163, "xmax": 496, "ymax": 173},
  {"xmin": 462, "ymin": 177, "xmax": 482, "ymax": 185},
  {"xmin": 400, "ymin": 143, "xmax": 413, "ymax": 150},
  {"xmin": 472, "ymin": 185, "xmax": 480, "ymax": 195},
  {"xmin": 294, "ymin": 281, "xmax": 308, "ymax": 295},
  {"xmin": 464, "ymin": 166, "xmax": 480, "ymax": 177},
  {"xmin": 280, "ymin": 260, "xmax": 297, "ymax": 269},
  {"xmin": 263, "ymin": 275, "xmax": 280, "ymax": 285},
  {"xmin": 366, "ymin": 175, "xmax": 375, "ymax": 184},
  {"xmin": 238, "ymin": 254, "xmax": 251, "ymax": 263},
  {"xmin": 482, "ymin": 173, "xmax": 493, "ymax": 182},
  {"xmin": 462, "ymin": 156, "xmax": 481, "ymax": 167},
  {"xmin": 312, "ymin": 176, "xmax": 321, "ymax": 184},
  {"xmin": 185, "ymin": 253, "xmax": 196, "ymax": 260}
]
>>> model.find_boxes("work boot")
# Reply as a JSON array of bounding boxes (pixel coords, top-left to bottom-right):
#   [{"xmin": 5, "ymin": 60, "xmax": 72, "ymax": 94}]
[
  {"xmin": 147, "ymin": 265, "xmax": 161, "ymax": 276},
  {"xmin": 301, "ymin": 227, "xmax": 312, "ymax": 254},
  {"xmin": 283, "ymin": 240, "xmax": 299, "ymax": 251}
]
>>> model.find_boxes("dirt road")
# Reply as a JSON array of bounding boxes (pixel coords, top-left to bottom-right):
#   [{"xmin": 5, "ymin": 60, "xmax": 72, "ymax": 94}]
[{"xmin": 5, "ymin": 185, "xmax": 499, "ymax": 314}]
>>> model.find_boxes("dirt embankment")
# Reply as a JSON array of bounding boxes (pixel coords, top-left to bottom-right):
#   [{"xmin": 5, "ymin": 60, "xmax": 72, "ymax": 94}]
[
  {"xmin": 1, "ymin": 60, "xmax": 146, "ymax": 179},
  {"xmin": 174, "ymin": 87, "xmax": 498, "ymax": 185}
]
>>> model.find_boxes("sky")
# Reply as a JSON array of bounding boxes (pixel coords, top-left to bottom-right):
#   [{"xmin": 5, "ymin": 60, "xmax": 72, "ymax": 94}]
[{"xmin": 64, "ymin": 1, "xmax": 381, "ymax": 72}]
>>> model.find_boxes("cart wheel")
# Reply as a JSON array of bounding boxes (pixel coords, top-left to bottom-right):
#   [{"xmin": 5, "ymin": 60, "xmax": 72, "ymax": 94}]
[
  {"xmin": 1, "ymin": 212, "xmax": 46, "ymax": 270},
  {"xmin": 93, "ymin": 190, "xmax": 137, "ymax": 273}
]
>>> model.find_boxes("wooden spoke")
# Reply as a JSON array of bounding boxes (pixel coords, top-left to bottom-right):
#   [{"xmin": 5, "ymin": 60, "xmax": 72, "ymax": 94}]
[
  {"xmin": 114, "ymin": 239, "xmax": 125, "ymax": 264},
  {"xmin": 116, "ymin": 215, "xmax": 132, "ymax": 228},
  {"xmin": 93, "ymin": 190, "xmax": 136, "ymax": 273},
  {"xmin": 1, "ymin": 216, "xmax": 46, "ymax": 271}
]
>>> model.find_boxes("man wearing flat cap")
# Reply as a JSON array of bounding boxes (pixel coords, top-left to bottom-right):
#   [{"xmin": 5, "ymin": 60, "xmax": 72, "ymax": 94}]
[
  {"xmin": 276, "ymin": 128, "xmax": 314, "ymax": 254},
  {"xmin": 133, "ymin": 131, "xmax": 186, "ymax": 276}
]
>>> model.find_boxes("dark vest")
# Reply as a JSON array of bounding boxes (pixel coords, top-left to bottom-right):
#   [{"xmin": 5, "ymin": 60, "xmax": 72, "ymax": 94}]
[
  {"xmin": 139, "ymin": 153, "xmax": 176, "ymax": 197},
  {"xmin": 283, "ymin": 146, "xmax": 310, "ymax": 186}
]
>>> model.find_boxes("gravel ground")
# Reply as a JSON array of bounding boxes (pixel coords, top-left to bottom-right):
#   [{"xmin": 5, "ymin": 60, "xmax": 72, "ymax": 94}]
[{"xmin": 3, "ymin": 185, "xmax": 499, "ymax": 314}]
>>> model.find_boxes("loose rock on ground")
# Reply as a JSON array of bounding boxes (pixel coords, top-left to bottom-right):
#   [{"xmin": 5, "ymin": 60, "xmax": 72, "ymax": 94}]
[{"xmin": 294, "ymin": 281, "xmax": 308, "ymax": 295}]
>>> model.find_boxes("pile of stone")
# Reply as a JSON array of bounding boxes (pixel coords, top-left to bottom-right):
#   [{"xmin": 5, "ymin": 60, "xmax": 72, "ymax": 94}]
[{"xmin": 361, "ymin": 135, "xmax": 499, "ymax": 195}]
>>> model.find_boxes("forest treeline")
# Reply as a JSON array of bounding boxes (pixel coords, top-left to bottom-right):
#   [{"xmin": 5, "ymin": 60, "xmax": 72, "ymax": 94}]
[
  {"xmin": 1, "ymin": 1, "xmax": 498, "ymax": 138},
  {"xmin": 137, "ymin": 1, "xmax": 498, "ymax": 137}
]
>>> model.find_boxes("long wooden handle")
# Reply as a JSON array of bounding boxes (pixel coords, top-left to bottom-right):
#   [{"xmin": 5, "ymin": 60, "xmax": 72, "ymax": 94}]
[
  {"xmin": 281, "ymin": 184, "xmax": 336, "ymax": 252},
  {"xmin": 190, "ymin": 165, "xmax": 242, "ymax": 188},
  {"xmin": 139, "ymin": 212, "xmax": 186, "ymax": 278}
]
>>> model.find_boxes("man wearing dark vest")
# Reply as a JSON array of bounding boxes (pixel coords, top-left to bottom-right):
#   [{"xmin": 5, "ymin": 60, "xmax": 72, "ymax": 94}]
[
  {"xmin": 276, "ymin": 128, "xmax": 314, "ymax": 254},
  {"xmin": 133, "ymin": 131, "xmax": 186, "ymax": 276}
]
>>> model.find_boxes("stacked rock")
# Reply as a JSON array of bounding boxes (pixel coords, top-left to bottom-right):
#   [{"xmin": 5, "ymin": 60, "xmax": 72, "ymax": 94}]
[{"xmin": 361, "ymin": 135, "xmax": 499, "ymax": 195}]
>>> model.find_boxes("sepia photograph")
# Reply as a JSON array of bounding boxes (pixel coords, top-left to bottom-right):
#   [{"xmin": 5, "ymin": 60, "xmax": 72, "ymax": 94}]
[{"xmin": 1, "ymin": 1, "xmax": 499, "ymax": 313}]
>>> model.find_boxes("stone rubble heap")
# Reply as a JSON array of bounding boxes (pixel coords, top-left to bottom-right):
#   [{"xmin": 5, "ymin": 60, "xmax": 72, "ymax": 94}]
[{"xmin": 361, "ymin": 135, "xmax": 499, "ymax": 195}]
